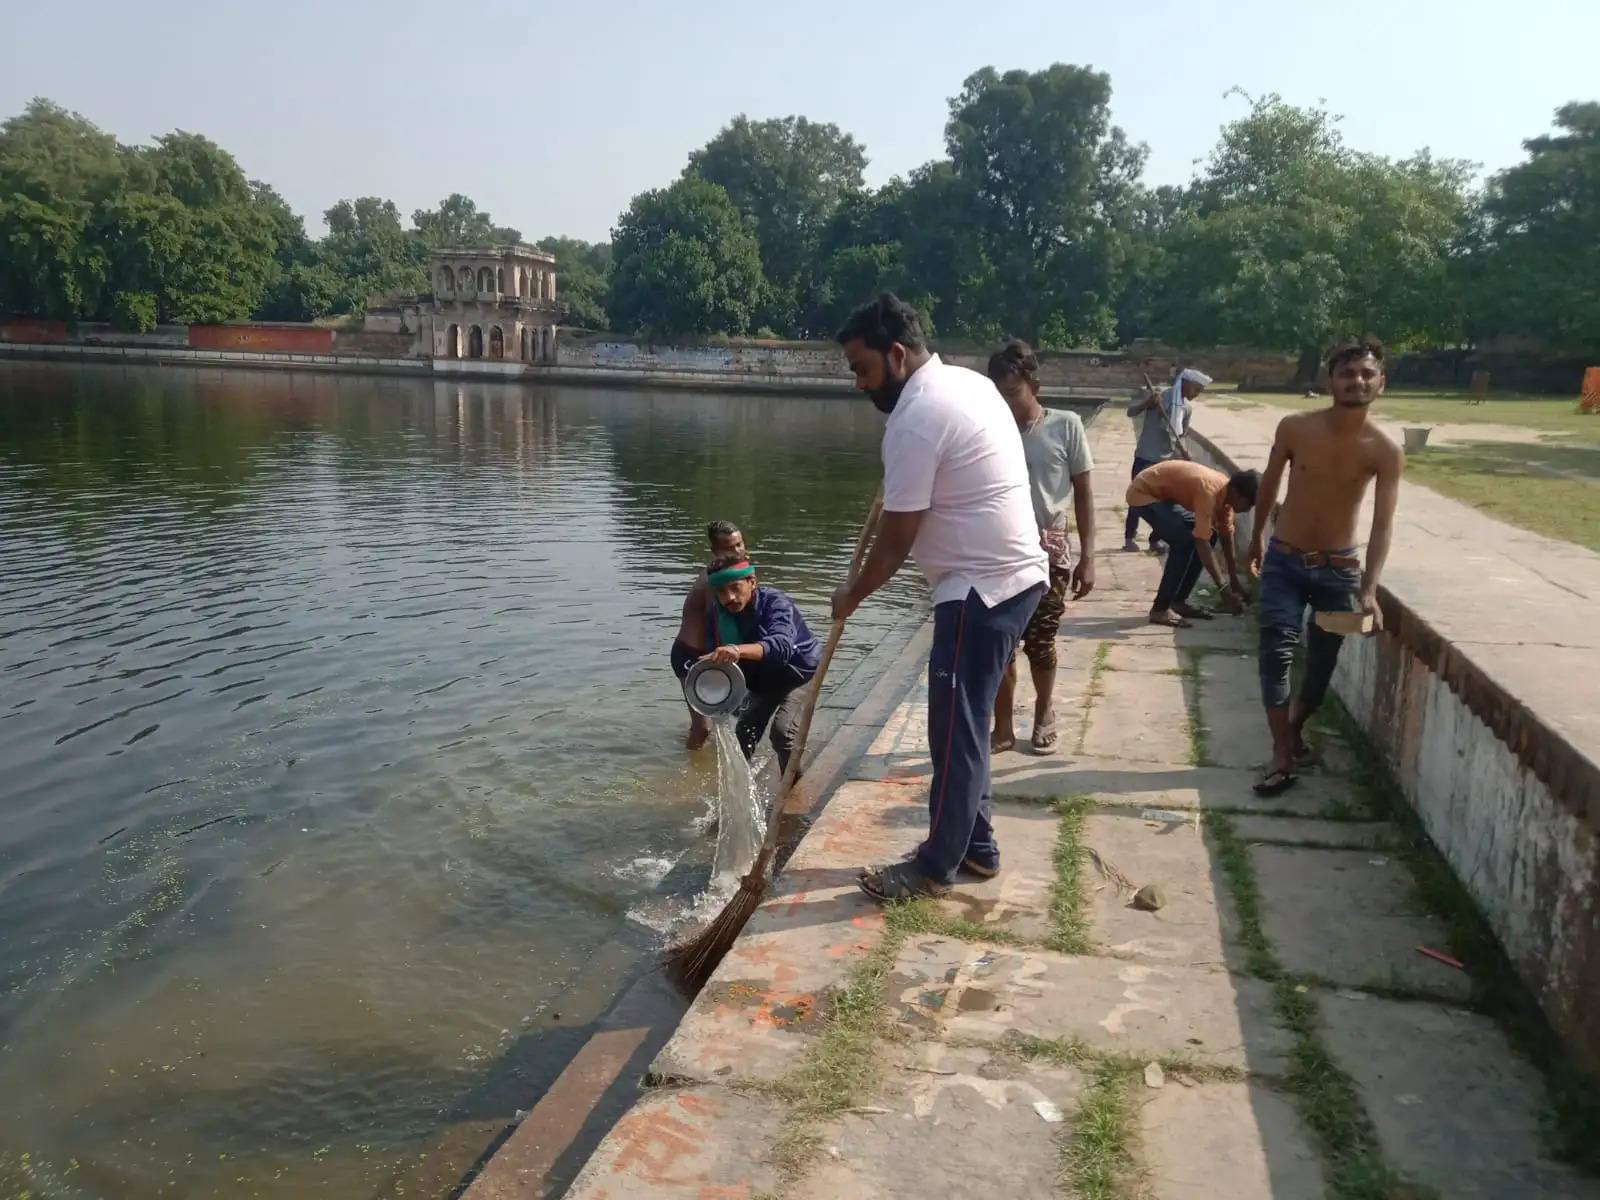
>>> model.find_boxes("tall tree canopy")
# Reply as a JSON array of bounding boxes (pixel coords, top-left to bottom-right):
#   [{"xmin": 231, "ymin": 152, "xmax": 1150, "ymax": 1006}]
[
  {"xmin": 608, "ymin": 178, "xmax": 766, "ymax": 336},
  {"xmin": 411, "ymin": 193, "xmax": 520, "ymax": 248},
  {"xmin": 1146, "ymin": 94, "xmax": 1472, "ymax": 371},
  {"xmin": 1469, "ymin": 102, "xmax": 1600, "ymax": 349},
  {"xmin": 685, "ymin": 115, "xmax": 866, "ymax": 335},
  {"xmin": 943, "ymin": 65, "xmax": 1147, "ymax": 347}
]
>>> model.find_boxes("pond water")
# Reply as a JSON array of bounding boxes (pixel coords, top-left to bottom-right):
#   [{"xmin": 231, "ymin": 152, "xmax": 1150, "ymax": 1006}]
[{"xmin": 0, "ymin": 360, "xmax": 925, "ymax": 1199}]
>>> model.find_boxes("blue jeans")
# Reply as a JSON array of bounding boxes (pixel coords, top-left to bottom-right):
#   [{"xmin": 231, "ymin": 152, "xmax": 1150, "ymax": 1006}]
[
  {"xmin": 1258, "ymin": 542, "xmax": 1361, "ymax": 710},
  {"xmin": 915, "ymin": 583, "xmax": 1044, "ymax": 884},
  {"xmin": 1132, "ymin": 503, "xmax": 1212, "ymax": 610},
  {"xmin": 1125, "ymin": 456, "xmax": 1161, "ymax": 541}
]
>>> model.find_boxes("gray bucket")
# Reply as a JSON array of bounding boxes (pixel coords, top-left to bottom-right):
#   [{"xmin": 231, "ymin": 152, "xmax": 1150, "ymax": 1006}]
[
  {"xmin": 683, "ymin": 658, "xmax": 748, "ymax": 718},
  {"xmin": 1402, "ymin": 426, "xmax": 1431, "ymax": 453}
]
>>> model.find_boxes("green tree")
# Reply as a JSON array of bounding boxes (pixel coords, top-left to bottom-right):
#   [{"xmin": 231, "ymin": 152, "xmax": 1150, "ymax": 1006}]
[
  {"xmin": 1470, "ymin": 102, "xmax": 1600, "ymax": 349},
  {"xmin": 536, "ymin": 235, "xmax": 611, "ymax": 328},
  {"xmin": 608, "ymin": 178, "xmax": 766, "ymax": 335},
  {"xmin": 1150, "ymin": 94, "xmax": 1472, "ymax": 375},
  {"xmin": 320, "ymin": 196, "xmax": 427, "ymax": 313},
  {"xmin": 0, "ymin": 99, "xmax": 125, "ymax": 318},
  {"xmin": 411, "ymin": 193, "xmax": 520, "ymax": 247},
  {"xmin": 685, "ymin": 115, "xmax": 866, "ymax": 335},
  {"xmin": 944, "ymin": 64, "xmax": 1146, "ymax": 346}
]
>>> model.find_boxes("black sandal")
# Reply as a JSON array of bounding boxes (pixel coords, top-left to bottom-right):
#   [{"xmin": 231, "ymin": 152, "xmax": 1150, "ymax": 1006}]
[
  {"xmin": 1252, "ymin": 768, "xmax": 1299, "ymax": 797},
  {"xmin": 858, "ymin": 861, "xmax": 951, "ymax": 902}
]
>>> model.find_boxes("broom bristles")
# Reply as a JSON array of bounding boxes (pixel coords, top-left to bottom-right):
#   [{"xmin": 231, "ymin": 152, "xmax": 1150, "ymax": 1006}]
[{"xmin": 666, "ymin": 873, "xmax": 767, "ymax": 990}]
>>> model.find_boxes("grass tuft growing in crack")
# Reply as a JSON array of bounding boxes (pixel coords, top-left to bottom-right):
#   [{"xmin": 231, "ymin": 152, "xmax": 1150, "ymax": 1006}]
[
  {"xmin": 1049, "ymin": 796, "xmax": 1093, "ymax": 955},
  {"xmin": 884, "ymin": 896, "xmax": 1025, "ymax": 946},
  {"xmin": 1177, "ymin": 650, "xmax": 1212, "ymax": 767},
  {"xmin": 1075, "ymin": 643, "xmax": 1111, "ymax": 755},
  {"xmin": 1206, "ymin": 812, "xmax": 1430, "ymax": 1199},
  {"xmin": 766, "ymin": 926, "xmax": 903, "ymax": 1178},
  {"xmin": 1062, "ymin": 1059, "xmax": 1140, "ymax": 1200}
]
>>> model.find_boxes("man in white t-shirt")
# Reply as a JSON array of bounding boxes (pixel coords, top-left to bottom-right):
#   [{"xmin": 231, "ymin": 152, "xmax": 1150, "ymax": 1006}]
[{"xmin": 830, "ymin": 294, "xmax": 1048, "ymax": 901}]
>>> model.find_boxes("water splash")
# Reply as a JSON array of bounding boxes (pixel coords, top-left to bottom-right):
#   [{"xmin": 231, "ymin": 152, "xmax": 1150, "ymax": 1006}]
[{"xmin": 708, "ymin": 717, "xmax": 765, "ymax": 885}]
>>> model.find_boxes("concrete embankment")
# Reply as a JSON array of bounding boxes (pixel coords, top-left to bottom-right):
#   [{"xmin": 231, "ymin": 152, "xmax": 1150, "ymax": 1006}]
[
  {"xmin": 540, "ymin": 410, "xmax": 1598, "ymax": 1199},
  {"xmin": 0, "ymin": 326, "xmax": 1299, "ymax": 400},
  {"xmin": 1189, "ymin": 400, "xmax": 1600, "ymax": 1079}
]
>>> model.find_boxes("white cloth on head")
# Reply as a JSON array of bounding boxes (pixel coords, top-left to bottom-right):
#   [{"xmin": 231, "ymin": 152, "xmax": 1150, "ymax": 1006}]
[{"xmin": 1165, "ymin": 368, "xmax": 1212, "ymax": 438}]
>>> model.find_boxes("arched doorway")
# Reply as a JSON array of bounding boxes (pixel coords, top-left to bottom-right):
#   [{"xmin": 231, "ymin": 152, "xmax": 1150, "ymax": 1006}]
[
  {"xmin": 445, "ymin": 323, "xmax": 460, "ymax": 359},
  {"xmin": 542, "ymin": 326, "xmax": 554, "ymax": 362},
  {"xmin": 468, "ymin": 325, "xmax": 484, "ymax": 359},
  {"xmin": 520, "ymin": 327, "xmax": 529, "ymax": 361},
  {"xmin": 496, "ymin": 267, "xmax": 505, "ymax": 296},
  {"xmin": 489, "ymin": 325, "xmax": 504, "ymax": 358},
  {"xmin": 477, "ymin": 267, "xmax": 493, "ymax": 294},
  {"xmin": 437, "ymin": 268, "xmax": 454, "ymax": 297}
]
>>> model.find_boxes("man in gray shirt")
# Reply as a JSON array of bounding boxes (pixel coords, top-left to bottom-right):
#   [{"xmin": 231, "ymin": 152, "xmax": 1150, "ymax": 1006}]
[
  {"xmin": 1124, "ymin": 367, "xmax": 1211, "ymax": 552},
  {"xmin": 988, "ymin": 341, "xmax": 1096, "ymax": 753}
]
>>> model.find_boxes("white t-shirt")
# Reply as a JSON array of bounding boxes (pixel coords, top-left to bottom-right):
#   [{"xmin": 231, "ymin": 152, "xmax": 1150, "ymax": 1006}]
[{"xmin": 881, "ymin": 355, "xmax": 1049, "ymax": 607}]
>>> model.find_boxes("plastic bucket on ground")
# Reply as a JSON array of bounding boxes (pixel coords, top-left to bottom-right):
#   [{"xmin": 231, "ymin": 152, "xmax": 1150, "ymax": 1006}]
[{"xmin": 1403, "ymin": 426, "xmax": 1431, "ymax": 453}]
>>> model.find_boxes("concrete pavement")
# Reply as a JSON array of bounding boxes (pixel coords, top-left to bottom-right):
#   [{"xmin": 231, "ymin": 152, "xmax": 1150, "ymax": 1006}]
[{"xmin": 555, "ymin": 411, "xmax": 1597, "ymax": 1199}]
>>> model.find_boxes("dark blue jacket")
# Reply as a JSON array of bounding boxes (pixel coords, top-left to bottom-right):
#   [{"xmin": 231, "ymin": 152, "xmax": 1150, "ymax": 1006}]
[{"xmin": 707, "ymin": 586, "xmax": 821, "ymax": 681}]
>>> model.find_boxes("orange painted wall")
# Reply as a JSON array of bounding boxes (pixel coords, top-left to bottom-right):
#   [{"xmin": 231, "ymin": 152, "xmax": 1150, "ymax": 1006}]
[
  {"xmin": 188, "ymin": 325, "xmax": 334, "ymax": 353},
  {"xmin": 0, "ymin": 317, "xmax": 70, "ymax": 342}
]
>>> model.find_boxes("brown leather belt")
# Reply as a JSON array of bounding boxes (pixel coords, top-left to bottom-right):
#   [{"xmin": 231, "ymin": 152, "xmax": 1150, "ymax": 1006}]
[{"xmin": 1270, "ymin": 538, "xmax": 1360, "ymax": 570}]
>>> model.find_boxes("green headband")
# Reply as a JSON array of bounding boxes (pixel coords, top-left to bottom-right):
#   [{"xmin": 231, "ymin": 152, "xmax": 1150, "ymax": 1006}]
[{"xmin": 708, "ymin": 561, "xmax": 755, "ymax": 588}]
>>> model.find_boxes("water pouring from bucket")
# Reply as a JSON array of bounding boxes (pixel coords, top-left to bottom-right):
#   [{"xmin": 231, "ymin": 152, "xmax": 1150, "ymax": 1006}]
[{"xmin": 682, "ymin": 660, "xmax": 766, "ymax": 885}]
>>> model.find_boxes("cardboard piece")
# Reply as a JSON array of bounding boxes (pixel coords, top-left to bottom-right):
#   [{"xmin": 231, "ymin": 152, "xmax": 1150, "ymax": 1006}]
[{"xmin": 1314, "ymin": 610, "xmax": 1375, "ymax": 636}]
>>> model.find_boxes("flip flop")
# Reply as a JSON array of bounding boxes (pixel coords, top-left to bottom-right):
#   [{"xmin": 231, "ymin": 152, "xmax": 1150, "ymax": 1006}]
[
  {"xmin": 858, "ymin": 861, "xmax": 951, "ymax": 902},
  {"xmin": 1173, "ymin": 604, "xmax": 1215, "ymax": 621},
  {"xmin": 1294, "ymin": 743, "xmax": 1321, "ymax": 771},
  {"xmin": 1030, "ymin": 715, "xmax": 1060, "ymax": 754},
  {"xmin": 1252, "ymin": 768, "xmax": 1299, "ymax": 797},
  {"xmin": 1148, "ymin": 614, "xmax": 1192, "ymax": 629}
]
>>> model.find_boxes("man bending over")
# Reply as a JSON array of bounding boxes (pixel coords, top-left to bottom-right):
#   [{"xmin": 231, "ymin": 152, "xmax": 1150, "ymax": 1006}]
[
  {"xmin": 698, "ymin": 553, "xmax": 821, "ymax": 773},
  {"xmin": 1125, "ymin": 461, "xmax": 1255, "ymax": 628},
  {"xmin": 1247, "ymin": 335, "xmax": 1402, "ymax": 797}
]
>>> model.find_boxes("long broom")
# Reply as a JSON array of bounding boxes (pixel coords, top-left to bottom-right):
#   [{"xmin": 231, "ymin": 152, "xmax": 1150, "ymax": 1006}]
[{"xmin": 666, "ymin": 488, "xmax": 884, "ymax": 991}]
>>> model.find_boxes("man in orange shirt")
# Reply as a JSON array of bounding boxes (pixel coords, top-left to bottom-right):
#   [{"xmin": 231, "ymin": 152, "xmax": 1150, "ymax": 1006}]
[{"xmin": 1125, "ymin": 461, "xmax": 1257, "ymax": 627}]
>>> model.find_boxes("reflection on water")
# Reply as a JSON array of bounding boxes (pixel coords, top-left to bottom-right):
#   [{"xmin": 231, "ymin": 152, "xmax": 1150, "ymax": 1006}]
[{"xmin": 0, "ymin": 361, "xmax": 924, "ymax": 1199}]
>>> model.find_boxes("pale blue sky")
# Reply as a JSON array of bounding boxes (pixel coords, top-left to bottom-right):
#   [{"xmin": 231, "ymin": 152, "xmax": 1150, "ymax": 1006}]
[{"xmin": 3, "ymin": 0, "xmax": 1594, "ymax": 242}]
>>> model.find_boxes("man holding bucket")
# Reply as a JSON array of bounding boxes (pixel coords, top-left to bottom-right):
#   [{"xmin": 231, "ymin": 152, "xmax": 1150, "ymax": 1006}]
[
  {"xmin": 830, "ymin": 294, "xmax": 1047, "ymax": 901},
  {"xmin": 695, "ymin": 552, "xmax": 821, "ymax": 772}
]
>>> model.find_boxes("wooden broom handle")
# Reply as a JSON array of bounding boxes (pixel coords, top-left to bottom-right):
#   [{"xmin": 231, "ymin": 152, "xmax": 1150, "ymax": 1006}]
[{"xmin": 748, "ymin": 488, "xmax": 884, "ymax": 858}]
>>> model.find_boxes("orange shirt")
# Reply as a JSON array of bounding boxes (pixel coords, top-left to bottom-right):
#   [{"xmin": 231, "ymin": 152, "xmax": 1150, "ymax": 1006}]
[{"xmin": 1125, "ymin": 460, "xmax": 1235, "ymax": 541}]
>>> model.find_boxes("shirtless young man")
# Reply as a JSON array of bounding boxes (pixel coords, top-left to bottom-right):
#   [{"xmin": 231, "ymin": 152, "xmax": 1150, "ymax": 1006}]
[
  {"xmin": 1246, "ymin": 335, "xmax": 1404, "ymax": 796},
  {"xmin": 671, "ymin": 520, "xmax": 745, "ymax": 749}
]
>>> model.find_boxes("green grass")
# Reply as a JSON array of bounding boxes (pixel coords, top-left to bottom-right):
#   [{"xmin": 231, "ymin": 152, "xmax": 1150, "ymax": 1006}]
[
  {"xmin": 766, "ymin": 927, "xmax": 902, "ymax": 1176},
  {"xmin": 1062, "ymin": 1060, "xmax": 1141, "ymax": 1200},
  {"xmin": 1231, "ymin": 388, "xmax": 1600, "ymax": 553},
  {"xmin": 1075, "ymin": 643, "xmax": 1111, "ymax": 755},
  {"xmin": 1206, "ymin": 812, "xmax": 1428, "ymax": 1198},
  {"xmin": 1400, "ymin": 446, "xmax": 1600, "ymax": 553},
  {"xmin": 1049, "ymin": 796, "xmax": 1093, "ymax": 955},
  {"xmin": 1233, "ymin": 388, "xmax": 1600, "ymax": 443},
  {"xmin": 1178, "ymin": 650, "xmax": 1211, "ymax": 767},
  {"xmin": 884, "ymin": 896, "xmax": 1026, "ymax": 946}
]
